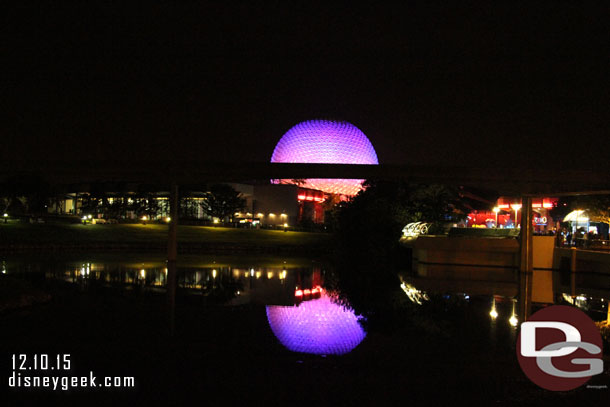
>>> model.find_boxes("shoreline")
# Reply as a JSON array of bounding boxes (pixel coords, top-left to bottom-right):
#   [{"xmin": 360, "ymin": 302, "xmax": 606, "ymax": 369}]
[
  {"xmin": 0, "ymin": 241, "xmax": 332, "ymax": 255},
  {"xmin": 0, "ymin": 223, "xmax": 333, "ymax": 255}
]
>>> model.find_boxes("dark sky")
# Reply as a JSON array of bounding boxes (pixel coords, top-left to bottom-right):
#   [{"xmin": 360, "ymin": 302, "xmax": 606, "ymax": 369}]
[{"xmin": 4, "ymin": 3, "xmax": 610, "ymax": 169}]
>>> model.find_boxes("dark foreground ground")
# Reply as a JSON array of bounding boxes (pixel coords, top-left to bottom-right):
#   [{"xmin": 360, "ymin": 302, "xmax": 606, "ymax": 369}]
[{"xmin": 1, "ymin": 278, "xmax": 609, "ymax": 406}]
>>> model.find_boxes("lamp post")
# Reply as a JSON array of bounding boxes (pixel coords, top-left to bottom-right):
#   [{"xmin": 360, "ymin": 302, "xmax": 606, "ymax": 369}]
[
  {"xmin": 511, "ymin": 204, "xmax": 522, "ymax": 228},
  {"xmin": 493, "ymin": 207, "xmax": 500, "ymax": 228}
]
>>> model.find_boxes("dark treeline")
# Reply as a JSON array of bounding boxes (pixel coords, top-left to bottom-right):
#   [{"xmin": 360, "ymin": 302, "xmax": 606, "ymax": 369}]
[
  {"xmin": 0, "ymin": 174, "xmax": 245, "ymax": 223},
  {"xmin": 327, "ymin": 179, "xmax": 492, "ymax": 332}
]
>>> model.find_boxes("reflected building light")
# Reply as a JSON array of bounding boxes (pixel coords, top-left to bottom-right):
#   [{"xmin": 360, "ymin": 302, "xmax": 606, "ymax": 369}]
[
  {"xmin": 400, "ymin": 282, "xmax": 429, "ymax": 305},
  {"xmin": 140, "ymin": 269, "xmax": 146, "ymax": 278},
  {"xmin": 279, "ymin": 270, "xmax": 287, "ymax": 280},
  {"xmin": 489, "ymin": 297, "xmax": 498, "ymax": 319},
  {"xmin": 267, "ymin": 271, "xmax": 274, "ymax": 279},
  {"xmin": 255, "ymin": 271, "xmax": 262, "ymax": 279},
  {"xmin": 266, "ymin": 294, "xmax": 367, "ymax": 355},
  {"xmin": 212, "ymin": 269, "xmax": 217, "ymax": 279},
  {"xmin": 250, "ymin": 268, "xmax": 255, "ymax": 277},
  {"xmin": 509, "ymin": 301, "xmax": 518, "ymax": 327}
]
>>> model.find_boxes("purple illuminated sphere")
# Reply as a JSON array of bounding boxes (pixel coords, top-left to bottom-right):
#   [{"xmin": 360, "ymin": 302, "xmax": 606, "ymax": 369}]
[
  {"xmin": 271, "ymin": 120, "xmax": 379, "ymax": 195},
  {"xmin": 266, "ymin": 295, "xmax": 367, "ymax": 355}
]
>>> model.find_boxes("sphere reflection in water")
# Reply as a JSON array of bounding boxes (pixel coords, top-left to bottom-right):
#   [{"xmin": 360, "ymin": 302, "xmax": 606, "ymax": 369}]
[{"xmin": 266, "ymin": 294, "xmax": 367, "ymax": 355}]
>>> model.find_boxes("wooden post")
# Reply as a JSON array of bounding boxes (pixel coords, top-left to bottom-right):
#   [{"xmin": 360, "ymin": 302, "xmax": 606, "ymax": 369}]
[
  {"xmin": 167, "ymin": 182, "xmax": 178, "ymax": 336},
  {"xmin": 518, "ymin": 197, "xmax": 533, "ymax": 322}
]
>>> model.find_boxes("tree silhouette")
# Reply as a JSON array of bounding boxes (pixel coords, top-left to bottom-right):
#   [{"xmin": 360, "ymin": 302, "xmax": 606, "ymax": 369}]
[{"xmin": 200, "ymin": 184, "xmax": 246, "ymax": 222}]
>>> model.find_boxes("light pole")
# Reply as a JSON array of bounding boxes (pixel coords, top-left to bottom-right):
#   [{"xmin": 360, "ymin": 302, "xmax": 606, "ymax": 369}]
[
  {"xmin": 511, "ymin": 203, "xmax": 522, "ymax": 228},
  {"xmin": 493, "ymin": 207, "xmax": 500, "ymax": 228}
]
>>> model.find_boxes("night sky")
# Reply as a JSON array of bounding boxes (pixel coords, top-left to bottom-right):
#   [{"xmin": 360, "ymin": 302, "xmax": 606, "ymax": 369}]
[{"xmin": 4, "ymin": 3, "xmax": 610, "ymax": 169}]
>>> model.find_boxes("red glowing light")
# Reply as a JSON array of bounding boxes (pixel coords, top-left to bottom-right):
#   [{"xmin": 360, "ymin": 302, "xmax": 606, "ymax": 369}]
[
  {"xmin": 295, "ymin": 290, "xmax": 303, "ymax": 297},
  {"xmin": 303, "ymin": 289, "xmax": 311, "ymax": 295}
]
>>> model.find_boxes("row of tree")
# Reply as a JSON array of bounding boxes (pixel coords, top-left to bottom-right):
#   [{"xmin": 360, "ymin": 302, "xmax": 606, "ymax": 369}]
[
  {"xmin": 550, "ymin": 195, "xmax": 610, "ymax": 228},
  {"xmin": 0, "ymin": 176, "xmax": 247, "ymax": 222},
  {"xmin": 327, "ymin": 180, "xmax": 477, "ymax": 331}
]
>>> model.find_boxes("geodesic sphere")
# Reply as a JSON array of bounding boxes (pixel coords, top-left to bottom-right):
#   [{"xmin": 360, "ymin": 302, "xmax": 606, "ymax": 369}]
[{"xmin": 270, "ymin": 120, "xmax": 379, "ymax": 195}]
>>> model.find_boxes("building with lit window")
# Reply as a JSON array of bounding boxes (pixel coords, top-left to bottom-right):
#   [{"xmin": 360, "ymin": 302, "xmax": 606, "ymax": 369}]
[{"xmin": 467, "ymin": 197, "xmax": 558, "ymax": 232}]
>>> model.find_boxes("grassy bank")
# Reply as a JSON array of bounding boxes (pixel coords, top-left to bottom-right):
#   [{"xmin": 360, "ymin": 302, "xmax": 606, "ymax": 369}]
[{"xmin": 0, "ymin": 223, "xmax": 333, "ymax": 253}]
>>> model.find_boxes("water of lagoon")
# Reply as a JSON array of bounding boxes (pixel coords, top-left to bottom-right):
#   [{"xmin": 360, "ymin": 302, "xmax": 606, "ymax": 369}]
[{"xmin": 2, "ymin": 253, "xmax": 608, "ymax": 358}]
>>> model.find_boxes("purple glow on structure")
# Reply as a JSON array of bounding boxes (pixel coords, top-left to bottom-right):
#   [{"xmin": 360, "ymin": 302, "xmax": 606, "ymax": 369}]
[
  {"xmin": 271, "ymin": 120, "xmax": 379, "ymax": 195},
  {"xmin": 266, "ymin": 294, "xmax": 367, "ymax": 355}
]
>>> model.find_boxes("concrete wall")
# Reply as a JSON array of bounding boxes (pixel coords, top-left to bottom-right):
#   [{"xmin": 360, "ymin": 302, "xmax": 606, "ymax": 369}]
[
  {"xmin": 413, "ymin": 236, "xmax": 520, "ymax": 272},
  {"xmin": 554, "ymin": 247, "xmax": 610, "ymax": 275},
  {"xmin": 411, "ymin": 235, "xmax": 557, "ymax": 302}
]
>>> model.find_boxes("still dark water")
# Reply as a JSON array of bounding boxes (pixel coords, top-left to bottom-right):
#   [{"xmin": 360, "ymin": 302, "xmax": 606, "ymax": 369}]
[
  {"xmin": 2, "ymin": 254, "xmax": 609, "ymax": 355},
  {"xmin": 2, "ymin": 253, "xmax": 609, "ymax": 405}
]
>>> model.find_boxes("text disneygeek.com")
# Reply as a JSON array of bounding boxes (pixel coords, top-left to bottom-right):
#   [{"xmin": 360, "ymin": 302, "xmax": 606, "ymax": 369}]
[{"xmin": 8, "ymin": 354, "xmax": 135, "ymax": 391}]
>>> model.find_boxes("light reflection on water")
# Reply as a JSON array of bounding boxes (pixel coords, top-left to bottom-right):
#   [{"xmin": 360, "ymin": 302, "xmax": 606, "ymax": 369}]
[
  {"xmin": 400, "ymin": 267, "xmax": 610, "ymax": 324},
  {"xmin": 1, "ymin": 256, "xmax": 369, "ymax": 355},
  {"xmin": 2, "ymin": 255, "xmax": 609, "ymax": 356},
  {"xmin": 266, "ymin": 293, "xmax": 367, "ymax": 355},
  {"xmin": 2, "ymin": 258, "xmax": 328, "ymax": 307}
]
